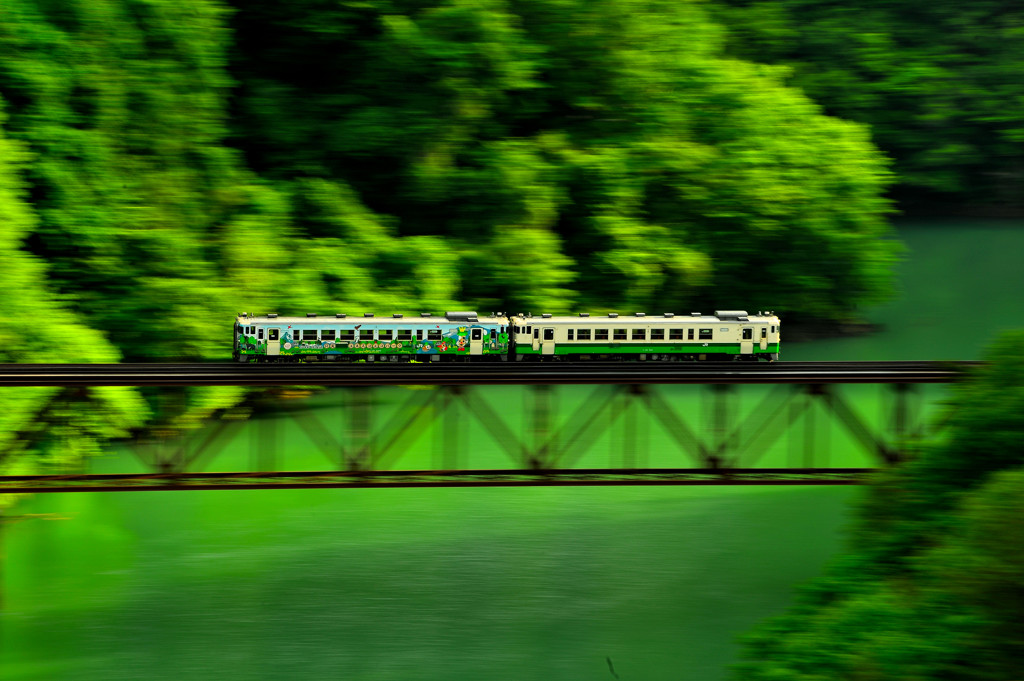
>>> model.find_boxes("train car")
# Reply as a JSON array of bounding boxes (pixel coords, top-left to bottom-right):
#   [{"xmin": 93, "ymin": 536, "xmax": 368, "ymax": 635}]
[
  {"xmin": 509, "ymin": 311, "xmax": 780, "ymax": 361},
  {"xmin": 233, "ymin": 312, "xmax": 511, "ymax": 362}
]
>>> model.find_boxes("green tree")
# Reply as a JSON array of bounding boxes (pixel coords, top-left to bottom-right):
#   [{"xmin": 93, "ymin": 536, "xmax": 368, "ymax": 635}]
[
  {"xmin": 0, "ymin": 0, "xmax": 239, "ymax": 359},
  {"xmin": 0, "ymin": 0, "xmax": 467, "ymax": 436},
  {"xmin": 711, "ymin": 0, "xmax": 1024, "ymax": 210},
  {"xmin": 0, "ymin": 100, "xmax": 145, "ymax": 506},
  {"xmin": 229, "ymin": 0, "xmax": 898, "ymax": 319},
  {"xmin": 734, "ymin": 332, "xmax": 1024, "ymax": 680}
]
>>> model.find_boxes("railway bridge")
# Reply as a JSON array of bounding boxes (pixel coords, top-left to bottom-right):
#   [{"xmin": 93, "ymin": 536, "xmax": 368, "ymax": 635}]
[{"xmin": 0, "ymin": 361, "xmax": 977, "ymax": 492}]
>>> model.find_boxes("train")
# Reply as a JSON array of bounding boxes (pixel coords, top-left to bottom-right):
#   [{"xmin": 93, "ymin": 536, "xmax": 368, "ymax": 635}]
[{"xmin": 233, "ymin": 310, "xmax": 781, "ymax": 362}]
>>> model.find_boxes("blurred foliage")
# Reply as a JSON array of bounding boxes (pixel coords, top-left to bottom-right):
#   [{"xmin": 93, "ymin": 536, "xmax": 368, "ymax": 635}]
[
  {"xmin": 0, "ymin": 101, "xmax": 145, "ymax": 508},
  {"xmin": 734, "ymin": 331, "xmax": 1024, "ymax": 680},
  {"xmin": 229, "ymin": 0, "xmax": 898, "ymax": 318},
  {"xmin": 0, "ymin": 0, "xmax": 900, "ymax": 478},
  {"xmin": 710, "ymin": 0, "xmax": 1024, "ymax": 211}
]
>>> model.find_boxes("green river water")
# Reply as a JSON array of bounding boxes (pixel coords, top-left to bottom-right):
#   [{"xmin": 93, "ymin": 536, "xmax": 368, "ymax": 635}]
[{"xmin": 2, "ymin": 220, "xmax": 1024, "ymax": 681}]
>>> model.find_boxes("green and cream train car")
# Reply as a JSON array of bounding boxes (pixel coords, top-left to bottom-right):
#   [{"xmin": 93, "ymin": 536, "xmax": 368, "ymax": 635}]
[
  {"xmin": 233, "ymin": 311, "xmax": 511, "ymax": 362},
  {"xmin": 233, "ymin": 309, "xmax": 781, "ymax": 362},
  {"xmin": 509, "ymin": 311, "xmax": 780, "ymax": 361}
]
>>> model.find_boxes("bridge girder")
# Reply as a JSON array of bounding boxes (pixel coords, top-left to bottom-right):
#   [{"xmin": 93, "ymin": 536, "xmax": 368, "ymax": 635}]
[{"xmin": 0, "ymin": 380, "xmax": 939, "ymax": 492}]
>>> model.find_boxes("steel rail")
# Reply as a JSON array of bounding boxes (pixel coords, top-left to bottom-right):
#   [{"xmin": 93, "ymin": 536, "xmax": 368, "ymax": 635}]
[
  {"xmin": 0, "ymin": 361, "xmax": 981, "ymax": 386},
  {"xmin": 0, "ymin": 467, "xmax": 876, "ymax": 492}
]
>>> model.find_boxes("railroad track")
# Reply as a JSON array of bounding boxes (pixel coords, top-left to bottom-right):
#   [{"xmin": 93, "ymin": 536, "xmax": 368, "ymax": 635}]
[{"xmin": 0, "ymin": 361, "xmax": 981, "ymax": 386}]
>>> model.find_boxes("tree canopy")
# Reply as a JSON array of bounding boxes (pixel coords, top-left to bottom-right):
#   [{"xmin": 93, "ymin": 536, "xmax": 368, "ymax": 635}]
[
  {"xmin": 0, "ymin": 100, "xmax": 143, "ymax": 507},
  {"xmin": 229, "ymin": 0, "xmax": 898, "ymax": 318},
  {"xmin": 711, "ymin": 0, "xmax": 1024, "ymax": 212}
]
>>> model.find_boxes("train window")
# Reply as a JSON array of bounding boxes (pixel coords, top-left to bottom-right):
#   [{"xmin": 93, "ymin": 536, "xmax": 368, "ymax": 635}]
[
  {"xmin": 613, "ymin": 328, "xmax": 627, "ymax": 340},
  {"xmin": 472, "ymin": 328, "xmax": 482, "ymax": 340},
  {"xmin": 339, "ymin": 329, "xmax": 355, "ymax": 341},
  {"xmin": 258, "ymin": 328, "xmax": 264, "ymax": 340},
  {"xmin": 761, "ymin": 328, "xmax": 767, "ymax": 339},
  {"xmin": 632, "ymin": 329, "xmax": 646, "ymax": 340},
  {"xmin": 771, "ymin": 326, "xmax": 776, "ymax": 333},
  {"xmin": 669, "ymin": 329, "xmax": 684, "ymax": 340},
  {"xmin": 534, "ymin": 328, "xmax": 539, "ymax": 339},
  {"xmin": 417, "ymin": 330, "xmax": 424, "ymax": 341},
  {"xmin": 302, "ymin": 330, "xmax": 318, "ymax": 341},
  {"xmin": 651, "ymin": 329, "xmax": 665, "ymax": 340},
  {"xmin": 687, "ymin": 329, "xmax": 694, "ymax": 340},
  {"xmin": 568, "ymin": 329, "xmax": 574, "ymax": 340},
  {"xmin": 379, "ymin": 329, "xmax": 393, "ymax": 341},
  {"xmin": 427, "ymin": 330, "xmax": 442, "ymax": 341},
  {"xmin": 742, "ymin": 328, "xmax": 753, "ymax": 340},
  {"xmin": 269, "ymin": 329, "xmax": 279, "ymax": 341},
  {"xmin": 699, "ymin": 328, "xmax": 713, "ymax": 340},
  {"xmin": 595, "ymin": 329, "xmax": 609, "ymax": 341},
  {"xmin": 543, "ymin": 328, "xmax": 554, "ymax": 341},
  {"xmin": 526, "ymin": 325, "xmax": 532, "ymax": 335},
  {"xmin": 578, "ymin": 329, "xmax": 591, "ymax": 341},
  {"xmin": 322, "ymin": 329, "xmax": 336, "ymax": 341},
  {"xmin": 397, "ymin": 329, "xmax": 412, "ymax": 341}
]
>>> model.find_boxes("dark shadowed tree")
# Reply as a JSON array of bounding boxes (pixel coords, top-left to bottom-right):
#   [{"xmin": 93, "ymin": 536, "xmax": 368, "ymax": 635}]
[
  {"xmin": 711, "ymin": 0, "xmax": 1024, "ymax": 212},
  {"xmin": 734, "ymin": 332, "xmax": 1024, "ymax": 680},
  {"xmin": 229, "ymin": 0, "xmax": 898, "ymax": 318}
]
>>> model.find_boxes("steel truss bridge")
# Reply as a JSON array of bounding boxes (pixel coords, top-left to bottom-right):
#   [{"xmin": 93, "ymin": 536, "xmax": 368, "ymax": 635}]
[{"xmin": 0, "ymin": 361, "xmax": 977, "ymax": 492}]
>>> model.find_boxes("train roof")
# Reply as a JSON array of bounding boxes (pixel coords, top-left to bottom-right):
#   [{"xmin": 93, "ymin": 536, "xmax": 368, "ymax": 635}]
[
  {"xmin": 509, "ymin": 311, "xmax": 779, "ymax": 324},
  {"xmin": 236, "ymin": 312, "xmax": 510, "ymax": 325}
]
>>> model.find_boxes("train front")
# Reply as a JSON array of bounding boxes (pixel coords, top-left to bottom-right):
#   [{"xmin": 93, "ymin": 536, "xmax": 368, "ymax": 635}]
[{"xmin": 764, "ymin": 313, "xmax": 781, "ymax": 360}]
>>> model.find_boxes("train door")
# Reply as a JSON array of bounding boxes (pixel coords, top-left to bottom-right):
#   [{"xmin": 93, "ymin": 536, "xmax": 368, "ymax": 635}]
[
  {"xmin": 470, "ymin": 328, "xmax": 483, "ymax": 355},
  {"xmin": 740, "ymin": 327, "xmax": 753, "ymax": 355},
  {"xmin": 542, "ymin": 327, "xmax": 556, "ymax": 355},
  {"xmin": 267, "ymin": 328, "xmax": 280, "ymax": 356},
  {"xmin": 532, "ymin": 327, "xmax": 540, "ymax": 352},
  {"xmin": 759, "ymin": 326, "xmax": 767, "ymax": 351}
]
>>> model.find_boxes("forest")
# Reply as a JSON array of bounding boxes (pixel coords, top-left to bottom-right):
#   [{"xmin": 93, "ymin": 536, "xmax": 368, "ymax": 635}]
[
  {"xmin": 0, "ymin": 0, "xmax": 921, "ymax": 472},
  {"xmin": 1, "ymin": 1, "xmax": 1022, "ymax": 676}
]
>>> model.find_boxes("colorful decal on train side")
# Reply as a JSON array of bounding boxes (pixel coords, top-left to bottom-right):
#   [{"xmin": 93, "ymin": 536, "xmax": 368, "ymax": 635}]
[{"xmin": 237, "ymin": 324, "xmax": 510, "ymax": 358}]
